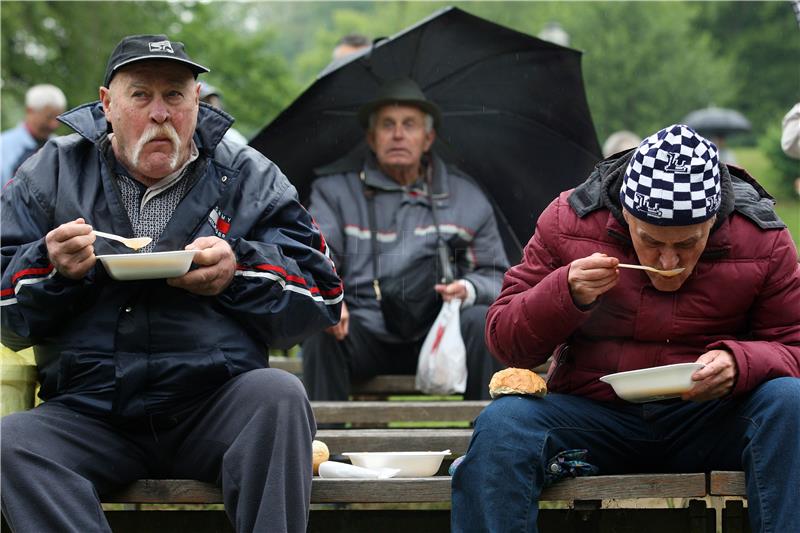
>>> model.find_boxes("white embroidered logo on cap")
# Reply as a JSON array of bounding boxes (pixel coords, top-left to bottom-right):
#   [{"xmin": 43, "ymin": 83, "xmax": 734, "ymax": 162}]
[{"xmin": 149, "ymin": 40, "xmax": 174, "ymax": 53}]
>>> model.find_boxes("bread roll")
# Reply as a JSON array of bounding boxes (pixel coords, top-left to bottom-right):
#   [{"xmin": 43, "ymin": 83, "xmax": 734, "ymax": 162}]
[
  {"xmin": 312, "ymin": 440, "xmax": 329, "ymax": 475},
  {"xmin": 489, "ymin": 368, "xmax": 547, "ymax": 399}
]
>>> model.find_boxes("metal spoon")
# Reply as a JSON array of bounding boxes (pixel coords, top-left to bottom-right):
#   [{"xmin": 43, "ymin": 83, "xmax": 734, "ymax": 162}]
[
  {"xmin": 93, "ymin": 230, "xmax": 152, "ymax": 251},
  {"xmin": 617, "ymin": 263, "xmax": 685, "ymax": 277}
]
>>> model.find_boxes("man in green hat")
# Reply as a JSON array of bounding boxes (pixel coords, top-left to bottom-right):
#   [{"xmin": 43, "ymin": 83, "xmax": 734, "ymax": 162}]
[{"xmin": 302, "ymin": 78, "xmax": 509, "ymax": 401}]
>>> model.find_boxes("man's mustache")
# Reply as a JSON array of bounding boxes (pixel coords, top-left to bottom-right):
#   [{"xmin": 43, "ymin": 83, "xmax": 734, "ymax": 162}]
[{"xmin": 131, "ymin": 124, "xmax": 182, "ymax": 170}]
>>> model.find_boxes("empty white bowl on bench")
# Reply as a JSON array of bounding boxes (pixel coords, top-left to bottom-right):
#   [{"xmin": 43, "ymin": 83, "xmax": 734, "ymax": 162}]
[{"xmin": 342, "ymin": 450, "xmax": 451, "ymax": 477}]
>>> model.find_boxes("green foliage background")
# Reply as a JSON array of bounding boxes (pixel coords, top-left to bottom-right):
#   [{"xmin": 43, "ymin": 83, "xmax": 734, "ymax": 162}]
[{"xmin": 2, "ymin": 1, "xmax": 798, "ymax": 208}]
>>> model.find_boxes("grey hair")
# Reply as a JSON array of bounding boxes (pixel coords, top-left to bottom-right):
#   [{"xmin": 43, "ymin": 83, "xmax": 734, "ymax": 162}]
[
  {"xmin": 25, "ymin": 84, "xmax": 67, "ymax": 110},
  {"xmin": 368, "ymin": 110, "xmax": 434, "ymax": 133}
]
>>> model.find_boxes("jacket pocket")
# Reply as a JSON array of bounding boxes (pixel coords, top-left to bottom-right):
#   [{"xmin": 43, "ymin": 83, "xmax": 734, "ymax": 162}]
[
  {"xmin": 143, "ymin": 347, "xmax": 233, "ymax": 411},
  {"xmin": 56, "ymin": 351, "xmax": 116, "ymax": 395}
]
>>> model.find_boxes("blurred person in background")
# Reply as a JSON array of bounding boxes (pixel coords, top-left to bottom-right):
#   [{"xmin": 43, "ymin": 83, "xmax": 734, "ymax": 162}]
[
  {"xmin": 1, "ymin": 84, "xmax": 66, "ymax": 186},
  {"xmin": 601, "ymin": 130, "xmax": 640, "ymax": 158},
  {"xmin": 332, "ymin": 33, "xmax": 370, "ymax": 60},
  {"xmin": 199, "ymin": 81, "xmax": 248, "ymax": 145},
  {"xmin": 318, "ymin": 33, "xmax": 371, "ymax": 78},
  {"xmin": 781, "ymin": 103, "xmax": 800, "ymax": 197},
  {"xmin": 780, "ymin": 103, "xmax": 800, "ymax": 160},
  {"xmin": 301, "ymin": 78, "xmax": 508, "ymax": 402}
]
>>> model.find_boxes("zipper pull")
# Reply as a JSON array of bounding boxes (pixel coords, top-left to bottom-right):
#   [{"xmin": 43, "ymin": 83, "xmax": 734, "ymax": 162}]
[{"xmin": 373, "ymin": 279, "xmax": 382, "ymax": 301}]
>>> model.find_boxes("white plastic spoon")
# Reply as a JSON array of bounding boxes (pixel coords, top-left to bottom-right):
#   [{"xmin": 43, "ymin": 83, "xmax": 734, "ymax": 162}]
[
  {"xmin": 93, "ymin": 230, "xmax": 152, "ymax": 251},
  {"xmin": 618, "ymin": 263, "xmax": 685, "ymax": 277}
]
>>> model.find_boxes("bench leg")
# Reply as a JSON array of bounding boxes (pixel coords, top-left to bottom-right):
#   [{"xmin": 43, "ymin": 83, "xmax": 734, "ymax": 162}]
[
  {"xmin": 721, "ymin": 499, "xmax": 750, "ymax": 533},
  {"xmin": 687, "ymin": 499, "xmax": 713, "ymax": 533}
]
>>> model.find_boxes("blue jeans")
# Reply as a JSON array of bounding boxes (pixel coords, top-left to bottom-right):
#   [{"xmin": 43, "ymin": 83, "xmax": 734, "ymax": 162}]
[{"xmin": 451, "ymin": 377, "xmax": 800, "ymax": 533}]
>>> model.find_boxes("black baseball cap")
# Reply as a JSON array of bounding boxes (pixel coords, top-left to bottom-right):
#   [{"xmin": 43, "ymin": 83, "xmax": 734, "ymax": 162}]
[{"xmin": 104, "ymin": 34, "xmax": 209, "ymax": 87}]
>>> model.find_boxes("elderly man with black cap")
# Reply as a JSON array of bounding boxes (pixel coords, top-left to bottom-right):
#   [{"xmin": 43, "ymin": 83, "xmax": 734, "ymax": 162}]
[
  {"xmin": 301, "ymin": 78, "xmax": 509, "ymax": 401},
  {"xmin": 1, "ymin": 34, "xmax": 342, "ymax": 532},
  {"xmin": 451, "ymin": 124, "xmax": 800, "ymax": 532}
]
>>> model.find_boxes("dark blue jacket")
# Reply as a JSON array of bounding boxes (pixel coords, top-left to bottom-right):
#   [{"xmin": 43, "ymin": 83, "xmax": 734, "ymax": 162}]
[{"xmin": 1, "ymin": 102, "xmax": 343, "ymax": 417}]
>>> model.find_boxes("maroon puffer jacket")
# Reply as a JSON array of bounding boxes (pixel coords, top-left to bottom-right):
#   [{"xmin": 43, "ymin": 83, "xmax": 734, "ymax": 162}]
[{"xmin": 486, "ymin": 163, "xmax": 800, "ymax": 402}]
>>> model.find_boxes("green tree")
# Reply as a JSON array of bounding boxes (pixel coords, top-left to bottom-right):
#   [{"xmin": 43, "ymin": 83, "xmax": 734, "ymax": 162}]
[
  {"xmin": 692, "ymin": 1, "xmax": 800, "ymax": 134},
  {"xmin": 1, "ymin": 1, "xmax": 295, "ymax": 139},
  {"xmin": 170, "ymin": 2, "xmax": 297, "ymax": 139},
  {"xmin": 1, "ymin": 1, "xmax": 178, "ymax": 130}
]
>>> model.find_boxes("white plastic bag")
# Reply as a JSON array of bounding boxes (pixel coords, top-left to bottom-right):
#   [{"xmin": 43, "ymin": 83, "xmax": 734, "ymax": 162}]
[{"xmin": 415, "ymin": 299, "xmax": 467, "ymax": 395}]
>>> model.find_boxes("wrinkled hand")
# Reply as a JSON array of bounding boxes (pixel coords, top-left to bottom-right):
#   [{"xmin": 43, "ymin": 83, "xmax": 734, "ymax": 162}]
[
  {"xmin": 568, "ymin": 253, "xmax": 620, "ymax": 307},
  {"xmin": 325, "ymin": 300, "xmax": 349, "ymax": 341},
  {"xmin": 682, "ymin": 349, "xmax": 738, "ymax": 402},
  {"xmin": 167, "ymin": 236, "xmax": 235, "ymax": 296},
  {"xmin": 45, "ymin": 218, "xmax": 96, "ymax": 280},
  {"xmin": 435, "ymin": 280, "xmax": 467, "ymax": 302}
]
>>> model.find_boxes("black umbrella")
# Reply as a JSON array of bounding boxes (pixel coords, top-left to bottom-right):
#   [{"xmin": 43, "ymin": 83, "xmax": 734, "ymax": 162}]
[
  {"xmin": 250, "ymin": 7, "xmax": 601, "ymax": 261},
  {"xmin": 682, "ymin": 106, "xmax": 752, "ymax": 137}
]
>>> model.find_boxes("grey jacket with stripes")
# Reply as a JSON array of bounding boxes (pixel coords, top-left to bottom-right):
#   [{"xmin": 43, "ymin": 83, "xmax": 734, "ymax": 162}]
[{"xmin": 309, "ymin": 152, "xmax": 509, "ymax": 342}]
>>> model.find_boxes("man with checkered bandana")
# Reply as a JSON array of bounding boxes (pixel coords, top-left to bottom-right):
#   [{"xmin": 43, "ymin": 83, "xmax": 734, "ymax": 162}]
[{"xmin": 452, "ymin": 124, "xmax": 800, "ymax": 533}]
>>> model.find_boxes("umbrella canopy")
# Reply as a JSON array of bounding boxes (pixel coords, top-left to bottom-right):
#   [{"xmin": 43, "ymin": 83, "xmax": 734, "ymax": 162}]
[
  {"xmin": 682, "ymin": 106, "xmax": 752, "ymax": 137},
  {"xmin": 250, "ymin": 7, "xmax": 601, "ymax": 261}
]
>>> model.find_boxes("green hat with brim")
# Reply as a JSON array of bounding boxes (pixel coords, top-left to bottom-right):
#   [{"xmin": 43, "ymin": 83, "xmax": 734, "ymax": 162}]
[{"xmin": 357, "ymin": 78, "xmax": 442, "ymax": 130}]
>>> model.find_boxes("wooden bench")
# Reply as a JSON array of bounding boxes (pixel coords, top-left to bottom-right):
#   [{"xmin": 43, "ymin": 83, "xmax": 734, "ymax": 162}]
[
  {"xmin": 104, "ymin": 473, "xmax": 721, "ymax": 532},
  {"xmin": 269, "ymin": 355, "xmax": 551, "ymax": 398},
  {"xmin": 97, "ymin": 414, "xmax": 745, "ymax": 532},
  {"xmin": 312, "ymin": 400, "xmax": 487, "ymax": 425},
  {"xmin": 270, "ymin": 355, "xmax": 421, "ymax": 396}
]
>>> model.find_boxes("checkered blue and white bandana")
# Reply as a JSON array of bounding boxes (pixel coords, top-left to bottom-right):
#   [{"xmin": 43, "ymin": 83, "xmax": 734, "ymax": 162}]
[{"xmin": 620, "ymin": 124, "xmax": 721, "ymax": 226}]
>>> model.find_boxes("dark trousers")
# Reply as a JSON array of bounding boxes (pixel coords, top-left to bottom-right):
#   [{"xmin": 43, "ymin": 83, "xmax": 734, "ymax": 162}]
[
  {"xmin": 301, "ymin": 304, "xmax": 503, "ymax": 401},
  {"xmin": 1, "ymin": 369, "xmax": 315, "ymax": 533}
]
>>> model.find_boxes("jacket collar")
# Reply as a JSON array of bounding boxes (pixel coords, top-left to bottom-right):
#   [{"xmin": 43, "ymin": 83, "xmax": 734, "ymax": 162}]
[
  {"xmin": 361, "ymin": 151, "xmax": 451, "ymax": 201},
  {"xmin": 57, "ymin": 101, "xmax": 234, "ymax": 155}
]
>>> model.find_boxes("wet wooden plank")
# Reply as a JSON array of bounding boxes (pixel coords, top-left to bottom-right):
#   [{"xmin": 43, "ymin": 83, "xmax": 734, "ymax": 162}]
[
  {"xmin": 105, "ymin": 473, "xmax": 708, "ymax": 505},
  {"xmin": 708, "ymin": 471, "xmax": 746, "ymax": 496},
  {"xmin": 312, "ymin": 401, "xmax": 487, "ymax": 424},
  {"xmin": 316, "ymin": 428, "xmax": 471, "ymax": 455}
]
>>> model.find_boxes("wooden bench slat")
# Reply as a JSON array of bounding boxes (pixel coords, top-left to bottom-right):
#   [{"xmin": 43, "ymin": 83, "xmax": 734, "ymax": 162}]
[
  {"xmin": 316, "ymin": 428, "xmax": 471, "ymax": 455},
  {"xmin": 269, "ymin": 357, "xmax": 551, "ymax": 378},
  {"xmin": 313, "ymin": 478, "xmax": 451, "ymax": 503},
  {"xmin": 269, "ymin": 356, "xmax": 303, "ymax": 374},
  {"xmin": 351, "ymin": 375, "xmax": 419, "ymax": 395},
  {"xmin": 540, "ymin": 473, "xmax": 707, "ymax": 500},
  {"xmin": 269, "ymin": 356, "xmax": 550, "ymax": 397},
  {"xmin": 104, "ymin": 473, "xmax": 709, "ymax": 505},
  {"xmin": 312, "ymin": 401, "xmax": 487, "ymax": 424},
  {"xmin": 708, "ymin": 470, "xmax": 746, "ymax": 496},
  {"xmin": 106, "ymin": 479, "xmax": 222, "ymax": 504}
]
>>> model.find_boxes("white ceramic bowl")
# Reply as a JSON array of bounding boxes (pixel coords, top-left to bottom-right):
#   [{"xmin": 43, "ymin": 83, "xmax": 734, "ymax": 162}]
[
  {"xmin": 342, "ymin": 451, "xmax": 450, "ymax": 477},
  {"xmin": 96, "ymin": 250, "xmax": 198, "ymax": 281},
  {"xmin": 599, "ymin": 362, "xmax": 705, "ymax": 403}
]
